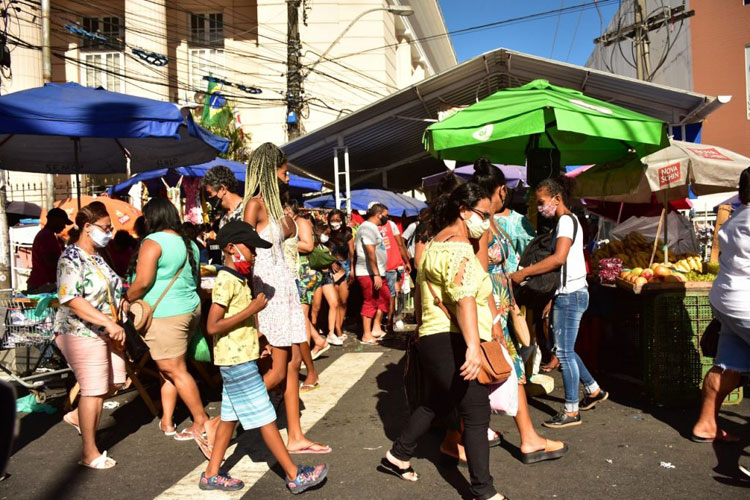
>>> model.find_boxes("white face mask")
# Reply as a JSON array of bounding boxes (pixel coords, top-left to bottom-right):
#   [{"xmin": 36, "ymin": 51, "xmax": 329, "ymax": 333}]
[
  {"xmin": 330, "ymin": 222, "xmax": 342, "ymax": 230},
  {"xmin": 463, "ymin": 212, "xmax": 490, "ymax": 239},
  {"xmin": 320, "ymin": 234, "xmax": 330, "ymax": 244},
  {"xmin": 90, "ymin": 226, "xmax": 112, "ymax": 248}
]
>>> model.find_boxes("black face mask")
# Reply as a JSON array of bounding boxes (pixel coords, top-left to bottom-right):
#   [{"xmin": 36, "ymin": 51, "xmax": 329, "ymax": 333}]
[
  {"xmin": 379, "ymin": 215, "xmax": 389, "ymax": 225},
  {"xmin": 207, "ymin": 192, "xmax": 225, "ymax": 216}
]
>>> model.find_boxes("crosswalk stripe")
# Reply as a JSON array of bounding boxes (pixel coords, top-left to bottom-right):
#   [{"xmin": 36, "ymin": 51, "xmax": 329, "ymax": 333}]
[{"xmin": 156, "ymin": 352, "xmax": 384, "ymax": 499}]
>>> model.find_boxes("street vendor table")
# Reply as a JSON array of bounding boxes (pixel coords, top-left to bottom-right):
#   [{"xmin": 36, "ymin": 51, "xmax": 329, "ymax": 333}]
[{"xmin": 610, "ymin": 278, "xmax": 742, "ymax": 407}]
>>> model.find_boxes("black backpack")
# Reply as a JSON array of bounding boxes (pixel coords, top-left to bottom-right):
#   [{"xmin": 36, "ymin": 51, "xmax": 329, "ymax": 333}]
[{"xmin": 515, "ymin": 214, "xmax": 578, "ymax": 307}]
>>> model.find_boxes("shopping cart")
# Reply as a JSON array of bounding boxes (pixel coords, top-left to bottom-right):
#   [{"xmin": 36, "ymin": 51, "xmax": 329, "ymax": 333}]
[{"xmin": 0, "ymin": 294, "xmax": 71, "ymax": 403}]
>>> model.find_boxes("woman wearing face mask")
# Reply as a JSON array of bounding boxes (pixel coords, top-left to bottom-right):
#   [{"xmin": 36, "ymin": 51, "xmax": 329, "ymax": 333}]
[
  {"xmin": 310, "ymin": 223, "xmax": 343, "ymax": 346},
  {"xmin": 126, "ymin": 198, "xmax": 213, "ymax": 445},
  {"xmin": 243, "ymin": 143, "xmax": 330, "ymax": 455},
  {"xmin": 202, "ymin": 165, "xmax": 244, "ymax": 228},
  {"xmin": 511, "ymin": 179, "xmax": 608, "ymax": 428},
  {"xmin": 327, "ymin": 210, "xmax": 354, "ymax": 340},
  {"xmin": 471, "ymin": 160, "xmax": 567, "ymax": 463},
  {"xmin": 382, "ymin": 183, "xmax": 507, "ymax": 500},
  {"xmin": 55, "ymin": 201, "xmax": 127, "ymax": 469}
]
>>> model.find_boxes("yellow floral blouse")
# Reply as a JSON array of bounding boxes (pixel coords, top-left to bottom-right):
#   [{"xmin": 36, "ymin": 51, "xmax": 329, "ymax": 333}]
[{"xmin": 417, "ymin": 240, "xmax": 493, "ymax": 342}]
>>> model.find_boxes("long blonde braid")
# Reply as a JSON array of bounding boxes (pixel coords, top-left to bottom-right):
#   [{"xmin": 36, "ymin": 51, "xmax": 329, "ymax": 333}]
[{"xmin": 244, "ymin": 142, "xmax": 286, "ymax": 223}]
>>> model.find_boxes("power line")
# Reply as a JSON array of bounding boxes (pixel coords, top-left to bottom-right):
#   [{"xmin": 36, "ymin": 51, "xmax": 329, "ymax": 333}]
[
  {"xmin": 549, "ymin": 0, "xmax": 566, "ymax": 58},
  {"xmin": 565, "ymin": 4, "xmax": 586, "ymax": 62}
]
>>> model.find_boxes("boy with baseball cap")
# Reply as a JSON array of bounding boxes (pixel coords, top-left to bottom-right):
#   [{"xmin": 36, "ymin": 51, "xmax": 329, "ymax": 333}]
[{"xmin": 200, "ymin": 220, "xmax": 328, "ymax": 494}]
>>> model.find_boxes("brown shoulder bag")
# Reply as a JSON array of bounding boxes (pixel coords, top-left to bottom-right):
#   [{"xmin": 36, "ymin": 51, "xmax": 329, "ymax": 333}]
[{"xmin": 130, "ymin": 253, "xmax": 189, "ymax": 335}]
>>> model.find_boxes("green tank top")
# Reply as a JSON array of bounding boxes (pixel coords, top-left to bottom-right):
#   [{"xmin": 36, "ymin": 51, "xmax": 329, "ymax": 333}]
[{"xmin": 143, "ymin": 232, "xmax": 200, "ymax": 318}]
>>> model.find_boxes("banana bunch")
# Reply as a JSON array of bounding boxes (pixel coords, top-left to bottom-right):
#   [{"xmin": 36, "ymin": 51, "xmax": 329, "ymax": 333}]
[{"xmin": 672, "ymin": 255, "xmax": 703, "ymax": 274}]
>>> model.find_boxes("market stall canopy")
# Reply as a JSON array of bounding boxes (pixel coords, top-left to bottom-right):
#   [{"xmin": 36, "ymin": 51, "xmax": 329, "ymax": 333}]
[
  {"xmin": 40, "ymin": 196, "xmax": 141, "ymax": 235},
  {"xmin": 574, "ymin": 140, "xmax": 750, "ymax": 203},
  {"xmin": 304, "ymin": 189, "xmax": 427, "ymax": 217},
  {"xmin": 582, "ymin": 198, "xmax": 692, "ymax": 222},
  {"xmin": 283, "ymin": 48, "xmax": 721, "ymax": 192},
  {"xmin": 424, "ymin": 79, "xmax": 668, "ymax": 166},
  {"xmin": 0, "ymin": 83, "xmax": 228, "ymax": 174},
  {"xmin": 422, "ymin": 164, "xmax": 526, "ymax": 189},
  {"xmin": 108, "ymin": 158, "xmax": 322, "ymax": 195}
]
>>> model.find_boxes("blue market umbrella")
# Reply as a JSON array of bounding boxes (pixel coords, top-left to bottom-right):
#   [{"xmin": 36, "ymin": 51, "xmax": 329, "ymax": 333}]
[
  {"xmin": 108, "ymin": 158, "xmax": 322, "ymax": 195},
  {"xmin": 304, "ymin": 188, "xmax": 427, "ymax": 217},
  {"xmin": 0, "ymin": 82, "xmax": 228, "ymax": 175}
]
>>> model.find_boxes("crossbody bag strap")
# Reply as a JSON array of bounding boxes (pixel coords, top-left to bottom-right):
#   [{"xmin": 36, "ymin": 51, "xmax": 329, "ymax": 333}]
[
  {"xmin": 425, "ymin": 279, "xmax": 457, "ymax": 326},
  {"xmin": 85, "ymin": 254, "xmax": 117, "ymax": 321},
  {"xmin": 151, "ymin": 248, "xmax": 189, "ymax": 313}
]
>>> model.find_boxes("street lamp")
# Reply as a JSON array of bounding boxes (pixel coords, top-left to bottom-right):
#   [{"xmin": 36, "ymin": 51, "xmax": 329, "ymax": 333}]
[{"xmin": 304, "ymin": 6, "xmax": 415, "ymax": 76}]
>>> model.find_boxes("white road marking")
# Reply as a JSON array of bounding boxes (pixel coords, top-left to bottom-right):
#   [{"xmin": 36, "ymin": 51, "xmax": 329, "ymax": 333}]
[{"xmin": 156, "ymin": 352, "xmax": 384, "ymax": 499}]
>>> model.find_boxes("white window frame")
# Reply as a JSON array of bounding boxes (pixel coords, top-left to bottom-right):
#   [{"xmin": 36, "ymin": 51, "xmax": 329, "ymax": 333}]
[
  {"xmin": 745, "ymin": 44, "xmax": 750, "ymax": 120},
  {"xmin": 190, "ymin": 12, "xmax": 224, "ymax": 47},
  {"xmin": 80, "ymin": 51, "xmax": 125, "ymax": 93},
  {"xmin": 188, "ymin": 48, "xmax": 225, "ymax": 92}
]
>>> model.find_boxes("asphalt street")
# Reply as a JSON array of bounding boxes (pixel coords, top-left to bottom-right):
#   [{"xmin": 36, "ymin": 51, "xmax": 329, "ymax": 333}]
[{"xmin": 1, "ymin": 333, "xmax": 748, "ymax": 500}]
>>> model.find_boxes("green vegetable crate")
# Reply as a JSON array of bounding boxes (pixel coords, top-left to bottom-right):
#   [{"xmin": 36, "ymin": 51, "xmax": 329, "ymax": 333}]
[{"xmin": 641, "ymin": 290, "xmax": 743, "ymax": 407}]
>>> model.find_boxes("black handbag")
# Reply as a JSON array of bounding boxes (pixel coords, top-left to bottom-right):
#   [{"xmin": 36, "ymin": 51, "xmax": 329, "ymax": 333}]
[{"xmin": 699, "ymin": 319, "xmax": 721, "ymax": 358}]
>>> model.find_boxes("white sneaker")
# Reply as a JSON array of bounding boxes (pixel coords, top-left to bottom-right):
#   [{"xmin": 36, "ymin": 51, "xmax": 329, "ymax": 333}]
[{"xmin": 326, "ymin": 334, "xmax": 344, "ymax": 346}]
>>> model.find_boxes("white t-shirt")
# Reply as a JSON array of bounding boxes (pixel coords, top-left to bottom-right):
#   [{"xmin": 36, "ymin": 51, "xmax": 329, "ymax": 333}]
[
  {"xmin": 402, "ymin": 222, "xmax": 418, "ymax": 258},
  {"xmin": 355, "ymin": 221, "xmax": 387, "ymax": 276},
  {"xmin": 555, "ymin": 214, "xmax": 586, "ymax": 294},
  {"xmin": 709, "ymin": 204, "xmax": 750, "ymax": 320}
]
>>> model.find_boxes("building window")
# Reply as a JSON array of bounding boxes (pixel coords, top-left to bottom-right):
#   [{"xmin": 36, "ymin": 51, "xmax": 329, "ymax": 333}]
[
  {"xmin": 81, "ymin": 52, "xmax": 124, "ymax": 92},
  {"xmin": 190, "ymin": 13, "xmax": 223, "ymax": 47},
  {"xmin": 81, "ymin": 16, "xmax": 124, "ymax": 50},
  {"xmin": 189, "ymin": 48, "xmax": 225, "ymax": 91}
]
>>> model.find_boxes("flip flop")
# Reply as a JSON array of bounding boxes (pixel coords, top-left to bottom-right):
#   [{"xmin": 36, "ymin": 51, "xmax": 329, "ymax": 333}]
[
  {"xmin": 158, "ymin": 419, "xmax": 176, "ymax": 436},
  {"xmin": 300, "ymin": 382, "xmax": 320, "ymax": 393},
  {"xmin": 288, "ymin": 443, "xmax": 332, "ymax": 455},
  {"xmin": 63, "ymin": 412, "xmax": 81, "ymax": 435},
  {"xmin": 194, "ymin": 434, "xmax": 213, "ymax": 460},
  {"xmin": 520, "ymin": 441, "xmax": 569, "ymax": 464},
  {"xmin": 78, "ymin": 451, "xmax": 116, "ymax": 470},
  {"xmin": 488, "ymin": 428, "xmax": 503, "ymax": 448},
  {"xmin": 359, "ymin": 339, "xmax": 381, "ymax": 346},
  {"xmin": 311, "ymin": 345, "xmax": 330, "ymax": 361},
  {"xmin": 379, "ymin": 457, "xmax": 419, "ymax": 481},
  {"xmin": 690, "ymin": 431, "xmax": 741, "ymax": 444},
  {"xmin": 175, "ymin": 428, "xmax": 206, "ymax": 442}
]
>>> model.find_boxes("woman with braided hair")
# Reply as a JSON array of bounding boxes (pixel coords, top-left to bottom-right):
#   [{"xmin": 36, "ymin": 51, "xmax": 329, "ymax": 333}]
[{"xmin": 243, "ymin": 142, "xmax": 331, "ymax": 455}]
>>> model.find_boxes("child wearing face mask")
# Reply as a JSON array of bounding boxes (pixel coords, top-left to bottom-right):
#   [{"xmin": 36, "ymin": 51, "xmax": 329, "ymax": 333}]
[{"xmin": 201, "ymin": 221, "xmax": 329, "ymax": 493}]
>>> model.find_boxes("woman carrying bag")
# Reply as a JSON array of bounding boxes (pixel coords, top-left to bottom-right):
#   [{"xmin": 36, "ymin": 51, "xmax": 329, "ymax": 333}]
[
  {"xmin": 126, "ymin": 198, "xmax": 213, "ymax": 445},
  {"xmin": 55, "ymin": 201, "xmax": 127, "ymax": 469},
  {"xmin": 382, "ymin": 183, "xmax": 508, "ymax": 500}
]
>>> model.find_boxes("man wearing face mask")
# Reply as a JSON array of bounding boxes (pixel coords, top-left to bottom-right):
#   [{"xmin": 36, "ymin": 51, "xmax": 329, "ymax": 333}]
[
  {"xmin": 375, "ymin": 203, "xmax": 413, "ymax": 335},
  {"xmin": 511, "ymin": 178, "xmax": 608, "ymax": 429},
  {"xmin": 354, "ymin": 203, "xmax": 390, "ymax": 344},
  {"xmin": 27, "ymin": 207, "xmax": 74, "ymax": 293},
  {"xmin": 202, "ymin": 165, "xmax": 245, "ymax": 229}
]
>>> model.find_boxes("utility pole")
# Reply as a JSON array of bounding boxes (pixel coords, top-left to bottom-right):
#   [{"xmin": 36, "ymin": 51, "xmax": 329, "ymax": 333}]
[
  {"xmin": 286, "ymin": 0, "xmax": 303, "ymax": 140},
  {"xmin": 42, "ymin": 0, "xmax": 56, "ymax": 209},
  {"xmin": 594, "ymin": 1, "xmax": 694, "ymax": 81}
]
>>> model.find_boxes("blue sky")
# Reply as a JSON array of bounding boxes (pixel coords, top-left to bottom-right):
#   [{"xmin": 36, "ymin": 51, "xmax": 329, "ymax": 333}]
[{"xmin": 438, "ymin": 0, "xmax": 620, "ymax": 66}]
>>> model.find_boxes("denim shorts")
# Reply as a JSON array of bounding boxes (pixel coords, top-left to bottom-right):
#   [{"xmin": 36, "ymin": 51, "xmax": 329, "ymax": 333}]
[
  {"xmin": 385, "ymin": 270, "xmax": 402, "ymax": 298},
  {"xmin": 712, "ymin": 307, "xmax": 750, "ymax": 374}
]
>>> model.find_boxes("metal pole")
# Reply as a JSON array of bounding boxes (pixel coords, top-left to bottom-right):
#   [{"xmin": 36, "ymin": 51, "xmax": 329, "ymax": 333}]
[
  {"xmin": 333, "ymin": 148, "xmax": 340, "ymax": 210},
  {"xmin": 0, "ymin": 170, "xmax": 12, "ymax": 292},
  {"xmin": 286, "ymin": 0, "xmax": 303, "ymax": 140},
  {"xmin": 74, "ymin": 139, "xmax": 82, "ymax": 209},
  {"xmin": 42, "ymin": 0, "xmax": 56, "ymax": 210},
  {"xmin": 344, "ymin": 147, "xmax": 351, "ymax": 215}
]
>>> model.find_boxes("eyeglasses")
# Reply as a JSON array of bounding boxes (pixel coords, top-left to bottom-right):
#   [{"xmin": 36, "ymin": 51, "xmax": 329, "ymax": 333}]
[
  {"xmin": 471, "ymin": 208, "xmax": 491, "ymax": 221},
  {"xmin": 91, "ymin": 222, "xmax": 114, "ymax": 233}
]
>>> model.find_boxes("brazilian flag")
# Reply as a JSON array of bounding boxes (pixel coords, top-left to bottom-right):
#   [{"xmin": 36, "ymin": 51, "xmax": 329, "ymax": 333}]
[{"xmin": 201, "ymin": 77, "xmax": 232, "ymax": 128}]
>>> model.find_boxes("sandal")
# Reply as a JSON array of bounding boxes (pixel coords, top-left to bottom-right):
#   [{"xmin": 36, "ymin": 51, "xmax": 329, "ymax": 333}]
[
  {"xmin": 379, "ymin": 456, "xmax": 419, "ymax": 481},
  {"xmin": 175, "ymin": 427, "xmax": 205, "ymax": 442},
  {"xmin": 194, "ymin": 434, "xmax": 213, "ymax": 460},
  {"xmin": 158, "ymin": 419, "xmax": 176, "ymax": 436},
  {"xmin": 690, "ymin": 431, "xmax": 741, "ymax": 444},
  {"xmin": 78, "ymin": 451, "xmax": 116, "ymax": 470},
  {"xmin": 288, "ymin": 442, "xmax": 331, "ymax": 455},
  {"xmin": 359, "ymin": 338, "xmax": 381, "ymax": 346},
  {"xmin": 300, "ymin": 382, "xmax": 320, "ymax": 393},
  {"xmin": 311, "ymin": 345, "xmax": 330, "ymax": 361},
  {"xmin": 520, "ymin": 440, "xmax": 569, "ymax": 464},
  {"xmin": 63, "ymin": 412, "xmax": 81, "ymax": 435}
]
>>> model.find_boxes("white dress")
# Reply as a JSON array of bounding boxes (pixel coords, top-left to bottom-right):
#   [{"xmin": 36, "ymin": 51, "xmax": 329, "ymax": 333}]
[{"xmin": 252, "ymin": 219, "xmax": 307, "ymax": 347}]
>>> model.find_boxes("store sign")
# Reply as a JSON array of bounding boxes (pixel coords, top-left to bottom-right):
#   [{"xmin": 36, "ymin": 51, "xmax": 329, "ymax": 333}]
[
  {"xmin": 658, "ymin": 162, "xmax": 682, "ymax": 186},
  {"xmin": 686, "ymin": 146, "xmax": 732, "ymax": 161}
]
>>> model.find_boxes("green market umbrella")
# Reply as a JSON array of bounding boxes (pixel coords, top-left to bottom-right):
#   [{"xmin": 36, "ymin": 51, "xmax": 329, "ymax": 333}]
[{"xmin": 424, "ymin": 79, "xmax": 669, "ymax": 168}]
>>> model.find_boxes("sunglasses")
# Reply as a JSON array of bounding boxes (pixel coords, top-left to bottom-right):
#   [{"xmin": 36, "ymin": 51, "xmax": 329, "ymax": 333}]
[
  {"xmin": 91, "ymin": 222, "xmax": 114, "ymax": 233},
  {"xmin": 470, "ymin": 208, "xmax": 491, "ymax": 221}
]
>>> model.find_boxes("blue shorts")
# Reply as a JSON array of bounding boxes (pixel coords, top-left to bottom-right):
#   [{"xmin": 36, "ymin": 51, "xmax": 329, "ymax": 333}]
[
  {"xmin": 712, "ymin": 308, "xmax": 750, "ymax": 374},
  {"xmin": 220, "ymin": 360, "xmax": 276, "ymax": 429},
  {"xmin": 385, "ymin": 270, "xmax": 402, "ymax": 298}
]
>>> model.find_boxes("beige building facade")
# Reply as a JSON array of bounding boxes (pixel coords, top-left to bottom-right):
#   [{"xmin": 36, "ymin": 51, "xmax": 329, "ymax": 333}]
[{"xmin": 1, "ymin": 0, "xmax": 455, "ymax": 201}]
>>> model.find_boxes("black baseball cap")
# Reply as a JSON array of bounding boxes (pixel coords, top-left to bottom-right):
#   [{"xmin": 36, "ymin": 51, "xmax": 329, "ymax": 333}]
[
  {"xmin": 217, "ymin": 220, "xmax": 272, "ymax": 250},
  {"xmin": 47, "ymin": 207, "xmax": 73, "ymax": 225}
]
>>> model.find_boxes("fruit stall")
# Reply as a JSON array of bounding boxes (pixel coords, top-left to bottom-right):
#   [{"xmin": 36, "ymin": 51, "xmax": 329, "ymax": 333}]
[{"xmin": 590, "ymin": 231, "xmax": 741, "ymax": 407}]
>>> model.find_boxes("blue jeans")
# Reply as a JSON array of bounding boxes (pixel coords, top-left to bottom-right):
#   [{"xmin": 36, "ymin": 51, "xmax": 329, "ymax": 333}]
[{"xmin": 552, "ymin": 288, "xmax": 599, "ymax": 412}]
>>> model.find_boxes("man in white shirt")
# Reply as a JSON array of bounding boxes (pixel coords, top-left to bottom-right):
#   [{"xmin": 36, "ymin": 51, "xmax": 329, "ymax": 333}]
[{"xmin": 354, "ymin": 203, "xmax": 389, "ymax": 344}]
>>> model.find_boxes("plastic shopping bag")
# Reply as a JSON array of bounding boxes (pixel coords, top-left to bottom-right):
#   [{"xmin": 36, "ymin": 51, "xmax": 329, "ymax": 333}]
[{"xmin": 488, "ymin": 344, "xmax": 519, "ymax": 416}]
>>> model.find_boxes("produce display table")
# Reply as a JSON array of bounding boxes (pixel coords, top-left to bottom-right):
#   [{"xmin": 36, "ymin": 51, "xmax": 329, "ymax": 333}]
[{"xmin": 611, "ymin": 280, "xmax": 742, "ymax": 406}]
